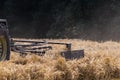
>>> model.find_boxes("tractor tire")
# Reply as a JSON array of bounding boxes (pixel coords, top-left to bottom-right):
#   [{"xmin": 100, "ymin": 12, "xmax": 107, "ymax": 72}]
[{"xmin": 0, "ymin": 31, "xmax": 10, "ymax": 61}]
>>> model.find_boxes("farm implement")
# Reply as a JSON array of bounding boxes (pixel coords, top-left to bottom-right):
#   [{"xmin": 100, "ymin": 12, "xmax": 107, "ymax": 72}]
[{"xmin": 0, "ymin": 19, "xmax": 84, "ymax": 61}]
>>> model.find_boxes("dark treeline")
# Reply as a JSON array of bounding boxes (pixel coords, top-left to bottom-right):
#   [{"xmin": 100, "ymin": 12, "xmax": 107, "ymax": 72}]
[{"xmin": 0, "ymin": 0, "xmax": 120, "ymax": 41}]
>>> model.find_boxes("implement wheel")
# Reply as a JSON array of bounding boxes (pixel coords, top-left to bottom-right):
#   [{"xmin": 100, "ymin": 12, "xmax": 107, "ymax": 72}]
[{"xmin": 0, "ymin": 32, "xmax": 10, "ymax": 61}]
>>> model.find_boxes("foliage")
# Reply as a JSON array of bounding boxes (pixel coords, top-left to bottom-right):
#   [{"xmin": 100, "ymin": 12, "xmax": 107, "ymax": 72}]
[{"xmin": 1, "ymin": 0, "xmax": 120, "ymax": 40}]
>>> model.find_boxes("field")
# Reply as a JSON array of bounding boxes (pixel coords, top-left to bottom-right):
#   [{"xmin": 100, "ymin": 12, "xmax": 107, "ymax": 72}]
[{"xmin": 0, "ymin": 39, "xmax": 120, "ymax": 80}]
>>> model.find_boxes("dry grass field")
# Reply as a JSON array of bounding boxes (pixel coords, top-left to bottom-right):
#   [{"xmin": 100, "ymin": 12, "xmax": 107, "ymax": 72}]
[{"xmin": 0, "ymin": 39, "xmax": 120, "ymax": 80}]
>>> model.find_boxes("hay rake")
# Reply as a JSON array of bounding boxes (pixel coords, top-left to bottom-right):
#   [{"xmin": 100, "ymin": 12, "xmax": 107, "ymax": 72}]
[{"xmin": 0, "ymin": 19, "xmax": 84, "ymax": 61}]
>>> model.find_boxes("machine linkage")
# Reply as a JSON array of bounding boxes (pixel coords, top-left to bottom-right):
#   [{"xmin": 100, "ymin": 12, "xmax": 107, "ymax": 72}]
[{"xmin": 0, "ymin": 19, "xmax": 84, "ymax": 60}]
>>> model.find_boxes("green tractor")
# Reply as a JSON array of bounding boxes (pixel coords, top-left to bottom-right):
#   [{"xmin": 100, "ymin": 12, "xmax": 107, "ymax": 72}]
[{"xmin": 0, "ymin": 19, "xmax": 10, "ymax": 61}]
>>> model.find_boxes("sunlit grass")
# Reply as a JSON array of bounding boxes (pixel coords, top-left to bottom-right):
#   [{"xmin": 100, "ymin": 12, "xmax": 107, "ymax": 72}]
[{"xmin": 0, "ymin": 39, "xmax": 120, "ymax": 80}]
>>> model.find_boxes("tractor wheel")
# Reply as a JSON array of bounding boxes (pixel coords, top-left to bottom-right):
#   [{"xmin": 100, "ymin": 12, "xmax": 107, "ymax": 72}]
[{"xmin": 0, "ymin": 32, "xmax": 10, "ymax": 61}]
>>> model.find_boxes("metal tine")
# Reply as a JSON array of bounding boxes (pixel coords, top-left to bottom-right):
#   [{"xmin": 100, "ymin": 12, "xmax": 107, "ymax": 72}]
[
  {"xmin": 14, "ymin": 43, "xmax": 43, "ymax": 47},
  {"xmin": 26, "ymin": 46, "xmax": 52, "ymax": 50},
  {"xmin": 12, "ymin": 39, "xmax": 46, "ymax": 44},
  {"xmin": 13, "ymin": 39, "xmax": 48, "ymax": 47}
]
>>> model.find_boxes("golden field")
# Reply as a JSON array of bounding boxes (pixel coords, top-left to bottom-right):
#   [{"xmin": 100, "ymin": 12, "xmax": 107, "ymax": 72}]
[{"xmin": 1, "ymin": 39, "xmax": 120, "ymax": 80}]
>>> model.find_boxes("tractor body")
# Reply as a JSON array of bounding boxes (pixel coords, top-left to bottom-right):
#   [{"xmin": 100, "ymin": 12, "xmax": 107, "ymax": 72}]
[{"xmin": 0, "ymin": 19, "xmax": 10, "ymax": 60}]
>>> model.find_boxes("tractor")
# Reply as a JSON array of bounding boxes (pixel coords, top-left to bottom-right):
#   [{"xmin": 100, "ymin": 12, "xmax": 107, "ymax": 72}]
[{"xmin": 0, "ymin": 19, "xmax": 84, "ymax": 61}]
